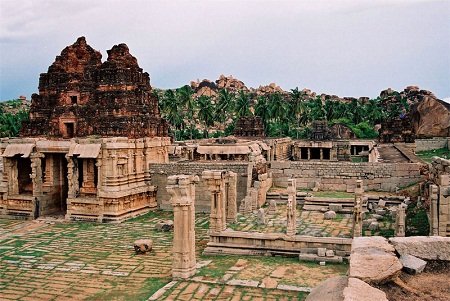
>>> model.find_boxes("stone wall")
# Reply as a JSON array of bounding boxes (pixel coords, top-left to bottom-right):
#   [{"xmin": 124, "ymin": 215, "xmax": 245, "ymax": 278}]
[
  {"xmin": 415, "ymin": 138, "xmax": 449, "ymax": 152},
  {"xmin": 150, "ymin": 162, "xmax": 250, "ymax": 212},
  {"xmin": 428, "ymin": 157, "xmax": 450, "ymax": 236},
  {"xmin": 270, "ymin": 161, "xmax": 423, "ymax": 192}
]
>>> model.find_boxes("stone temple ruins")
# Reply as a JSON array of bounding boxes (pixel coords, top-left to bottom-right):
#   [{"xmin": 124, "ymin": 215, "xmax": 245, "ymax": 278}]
[{"xmin": 0, "ymin": 37, "xmax": 449, "ymax": 301}]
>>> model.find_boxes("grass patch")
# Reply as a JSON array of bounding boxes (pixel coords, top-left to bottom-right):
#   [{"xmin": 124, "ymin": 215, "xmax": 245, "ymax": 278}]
[
  {"xmin": 406, "ymin": 203, "xmax": 429, "ymax": 236},
  {"xmin": 126, "ymin": 210, "xmax": 173, "ymax": 223},
  {"xmin": 416, "ymin": 147, "xmax": 450, "ymax": 162},
  {"xmin": 312, "ymin": 191, "xmax": 353, "ymax": 198},
  {"xmin": 196, "ymin": 255, "xmax": 240, "ymax": 279}
]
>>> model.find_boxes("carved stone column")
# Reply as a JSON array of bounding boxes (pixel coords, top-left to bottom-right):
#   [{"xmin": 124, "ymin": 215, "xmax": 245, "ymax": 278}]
[
  {"xmin": 430, "ymin": 184, "xmax": 439, "ymax": 236},
  {"xmin": 352, "ymin": 180, "xmax": 364, "ymax": 237},
  {"xmin": 395, "ymin": 204, "xmax": 406, "ymax": 237},
  {"xmin": 225, "ymin": 171, "xmax": 237, "ymax": 223},
  {"xmin": 202, "ymin": 170, "xmax": 227, "ymax": 233},
  {"xmin": 66, "ymin": 154, "xmax": 79, "ymax": 198},
  {"xmin": 286, "ymin": 178, "xmax": 297, "ymax": 236},
  {"xmin": 167, "ymin": 174, "xmax": 199, "ymax": 279},
  {"xmin": 30, "ymin": 152, "xmax": 45, "ymax": 198}
]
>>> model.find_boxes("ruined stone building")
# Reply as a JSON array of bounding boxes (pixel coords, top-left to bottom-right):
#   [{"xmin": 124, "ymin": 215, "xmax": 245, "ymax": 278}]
[{"xmin": 0, "ymin": 37, "xmax": 170, "ymax": 222}]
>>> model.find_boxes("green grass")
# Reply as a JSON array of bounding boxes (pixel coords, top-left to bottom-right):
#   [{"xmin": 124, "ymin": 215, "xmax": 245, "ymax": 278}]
[
  {"xmin": 312, "ymin": 191, "xmax": 353, "ymax": 198},
  {"xmin": 196, "ymin": 255, "xmax": 238, "ymax": 278},
  {"xmin": 416, "ymin": 147, "xmax": 450, "ymax": 162}
]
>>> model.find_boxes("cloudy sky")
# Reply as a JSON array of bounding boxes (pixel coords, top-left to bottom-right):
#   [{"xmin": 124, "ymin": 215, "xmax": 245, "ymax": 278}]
[{"xmin": 0, "ymin": 0, "xmax": 449, "ymax": 101}]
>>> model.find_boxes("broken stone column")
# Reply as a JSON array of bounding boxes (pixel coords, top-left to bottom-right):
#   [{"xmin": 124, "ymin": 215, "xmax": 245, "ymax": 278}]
[
  {"xmin": 225, "ymin": 171, "xmax": 237, "ymax": 223},
  {"xmin": 249, "ymin": 187, "xmax": 258, "ymax": 210},
  {"xmin": 166, "ymin": 174, "xmax": 199, "ymax": 279},
  {"xmin": 352, "ymin": 180, "xmax": 364, "ymax": 237},
  {"xmin": 202, "ymin": 170, "xmax": 227, "ymax": 233},
  {"xmin": 395, "ymin": 204, "xmax": 406, "ymax": 237},
  {"xmin": 267, "ymin": 199, "xmax": 277, "ymax": 215},
  {"xmin": 286, "ymin": 178, "xmax": 297, "ymax": 236}
]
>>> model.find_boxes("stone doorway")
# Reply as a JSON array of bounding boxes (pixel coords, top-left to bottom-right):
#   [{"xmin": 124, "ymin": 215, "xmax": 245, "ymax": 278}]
[{"xmin": 40, "ymin": 153, "xmax": 69, "ymax": 217}]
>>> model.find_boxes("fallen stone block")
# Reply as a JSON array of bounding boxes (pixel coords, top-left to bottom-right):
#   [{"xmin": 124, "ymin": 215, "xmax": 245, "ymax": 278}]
[
  {"xmin": 133, "ymin": 239, "xmax": 153, "ymax": 254},
  {"xmin": 324, "ymin": 210, "xmax": 336, "ymax": 220},
  {"xmin": 318, "ymin": 248, "xmax": 326, "ymax": 257},
  {"xmin": 368, "ymin": 221, "xmax": 379, "ymax": 231},
  {"xmin": 400, "ymin": 254, "xmax": 427, "ymax": 275},
  {"xmin": 155, "ymin": 220, "xmax": 174, "ymax": 232},
  {"xmin": 389, "ymin": 236, "xmax": 450, "ymax": 261},
  {"xmin": 349, "ymin": 236, "xmax": 402, "ymax": 284}
]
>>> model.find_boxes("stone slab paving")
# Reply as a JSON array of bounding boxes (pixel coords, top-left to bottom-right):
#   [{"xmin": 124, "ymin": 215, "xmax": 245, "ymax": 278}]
[
  {"xmin": 0, "ymin": 211, "xmax": 348, "ymax": 300},
  {"xmin": 230, "ymin": 204, "xmax": 353, "ymax": 238}
]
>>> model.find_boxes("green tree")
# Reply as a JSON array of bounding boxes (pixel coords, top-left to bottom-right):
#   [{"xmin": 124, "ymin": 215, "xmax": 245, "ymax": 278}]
[
  {"xmin": 176, "ymin": 85, "xmax": 195, "ymax": 139},
  {"xmin": 235, "ymin": 90, "xmax": 252, "ymax": 118},
  {"xmin": 254, "ymin": 96, "xmax": 271, "ymax": 134},
  {"xmin": 196, "ymin": 95, "xmax": 215, "ymax": 137},
  {"xmin": 216, "ymin": 89, "xmax": 235, "ymax": 122}
]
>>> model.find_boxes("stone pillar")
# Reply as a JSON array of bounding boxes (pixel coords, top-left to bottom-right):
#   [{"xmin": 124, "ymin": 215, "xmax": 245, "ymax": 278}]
[
  {"xmin": 30, "ymin": 152, "xmax": 45, "ymax": 198},
  {"xmin": 352, "ymin": 180, "xmax": 364, "ymax": 237},
  {"xmin": 225, "ymin": 171, "xmax": 237, "ymax": 223},
  {"xmin": 5, "ymin": 159, "xmax": 18, "ymax": 195},
  {"xmin": 81, "ymin": 159, "xmax": 96, "ymax": 194},
  {"xmin": 395, "ymin": 204, "xmax": 406, "ymax": 237},
  {"xmin": 167, "ymin": 174, "xmax": 198, "ymax": 279},
  {"xmin": 66, "ymin": 154, "xmax": 79, "ymax": 198},
  {"xmin": 202, "ymin": 170, "xmax": 227, "ymax": 233},
  {"xmin": 286, "ymin": 178, "xmax": 297, "ymax": 236},
  {"xmin": 430, "ymin": 184, "xmax": 439, "ymax": 236}
]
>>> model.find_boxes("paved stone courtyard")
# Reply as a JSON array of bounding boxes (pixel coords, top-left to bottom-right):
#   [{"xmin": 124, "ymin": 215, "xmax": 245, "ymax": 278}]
[
  {"xmin": 230, "ymin": 205, "xmax": 353, "ymax": 238},
  {"xmin": 0, "ymin": 211, "xmax": 348, "ymax": 300}
]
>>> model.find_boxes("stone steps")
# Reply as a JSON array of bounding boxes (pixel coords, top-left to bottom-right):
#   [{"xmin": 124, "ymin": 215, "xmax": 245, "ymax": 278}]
[
  {"xmin": 303, "ymin": 197, "xmax": 355, "ymax": 213},
  {"xmin": 266, "ymin": 191, "xmax": 308, "ymax": 205}
]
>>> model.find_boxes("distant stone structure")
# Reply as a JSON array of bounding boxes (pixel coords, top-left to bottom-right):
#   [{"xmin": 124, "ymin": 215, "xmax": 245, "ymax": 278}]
[
  {"xmin": 203, "ymin": 170, "xmax": 228, "ymax": 233},
  {"xmin": 0, "ymin": 37, "xmax": 170, "ymax": 222},
  {"xmin": 233, "ymin": 116, "xmax": 265, "ymax": 137},
  {"xmin": 167, "ymin": 175, "xmax": 198, "ymax": 279}
]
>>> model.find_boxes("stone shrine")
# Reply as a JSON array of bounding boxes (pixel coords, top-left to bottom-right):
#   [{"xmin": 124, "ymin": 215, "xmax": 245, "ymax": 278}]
[{"xmin": 0, "ymin": 37, "xmax": 170, "ymax": 222}]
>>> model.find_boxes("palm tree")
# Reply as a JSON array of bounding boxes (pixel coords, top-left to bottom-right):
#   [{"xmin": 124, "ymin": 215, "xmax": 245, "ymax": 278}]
[
  {"xmin": 176, "ymin": 85, "xmax": 195, "ymax": 139},
  {"xmin": 235, "ymin": 90, "xmax": 252, "ymax": 118},
  {"xmin": 309, "ymin": 96, "xmax": 326, "ymax": 121},
  {"xmin": 196, "ymin": 95, "xmax": 215, "ymax": 137},
  {"xmin": 216, "ymin": 89, "xmax": 235, "ymax": 123},
  {"xmin": 254, "ymin": 95, "xmax": 270, "ymax": 134},
  {"xmin": 160, "ymin": 89, "xmax": 184, "ymax": 140}
]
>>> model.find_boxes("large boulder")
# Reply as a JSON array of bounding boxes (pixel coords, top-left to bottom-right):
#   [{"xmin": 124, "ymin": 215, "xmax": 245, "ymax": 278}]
[
  {"xmin": 305, "ymin": 276, "xmax": 347, "ymax": 301},
  {"xmin": 305, "ymin": 276, "xmax": 388, "ymax": 301},
  {"xmin": 389, "ymin": 236, "xmax": 450, "ymax": 261},
  {"xmin": 349, "ymin": 237, "xmax": 402, "ymax": 284},
  {"xmin": 410, "ymin": 96, "xmax": 450, "ymax": 137},
  {"xmin": 343, "ymin": 277, "xmax": 388, "ymax": 301}
]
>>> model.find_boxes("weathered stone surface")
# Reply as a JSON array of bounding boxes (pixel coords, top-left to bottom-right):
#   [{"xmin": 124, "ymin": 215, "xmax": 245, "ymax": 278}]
[
  {"xmin": 400, "ymin": 254, "xmax": 427, "ymax": 274},
  {"xmin": 329, "ymin": 204, "xmax": 343, "ymax": 212},
  {"xmin": 133, "ymin": 239, "xmax": 153, "ymax": 254},
  {"xmin": 324, "ymin": 210, "xmax": 336, "ymax": 220},
  {"xmin": 318, "ymin": 248, "xmax": 326, "ymax": 257},
  {"xmin": 305, "ymin": 275, "xmax": 347, "ymax": 301},
  {"xmin": 349, "ymin": 237, "xmax": 402, "ymax": 284},
  {"xmin": 389, "ymin": 236, "xmax": 450, "ymax": 261},
  {"xmin": 343, "ymin": 277, "xmax": 388, "ymax": 301}
]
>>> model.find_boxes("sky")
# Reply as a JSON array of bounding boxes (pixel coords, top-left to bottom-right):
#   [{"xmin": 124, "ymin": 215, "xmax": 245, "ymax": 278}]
[{"xmin": 0, "ymin": 0, "xmax": 449, "ymax": 101}]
